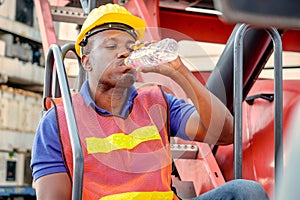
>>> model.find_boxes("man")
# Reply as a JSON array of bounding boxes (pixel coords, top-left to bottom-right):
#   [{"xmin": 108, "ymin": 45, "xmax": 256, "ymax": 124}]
[{"xmin": 31, "ymin": 3, "xmax": 269, "ymax": 200}]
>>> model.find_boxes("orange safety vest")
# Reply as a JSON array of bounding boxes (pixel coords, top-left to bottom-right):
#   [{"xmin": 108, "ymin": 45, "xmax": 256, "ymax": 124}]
[{"xmin": 55, "ymin": 85, "xmax": 178, "ymax": 200}]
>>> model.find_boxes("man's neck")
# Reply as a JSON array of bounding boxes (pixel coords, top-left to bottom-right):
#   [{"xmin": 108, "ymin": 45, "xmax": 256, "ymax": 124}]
[{"xmin": 93, "ymin": 86, "xmax": 128, "ymax": 115}]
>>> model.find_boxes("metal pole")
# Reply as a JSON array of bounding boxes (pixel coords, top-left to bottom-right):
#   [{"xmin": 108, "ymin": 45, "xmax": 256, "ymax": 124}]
[
  {"xmin": 88, "ymin": 0, "xmax": 96, "ymax": 12},
  {"xmin": 80, "ymin": 0, "xmax": 89, "ymax": 14},
  {"xmin": 233, "ymin": 23, "xmax": 249, "ymax": 179},
  {"xmin": 47, "ymin": 44, "xmax": 84, "ymax": 200},
  {"xmin": 234, "ymin": 25, "xmax": 283, "ymax": 198},
  {"xmin": 265, "ymin": 27, "xmax": 283, "ymax": 200}
]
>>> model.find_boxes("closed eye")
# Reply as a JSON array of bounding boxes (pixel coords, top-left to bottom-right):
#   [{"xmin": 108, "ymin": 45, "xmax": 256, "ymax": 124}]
[{"xmin": 105, "ymin": 44, "xmax": 117, "ymax": 49}]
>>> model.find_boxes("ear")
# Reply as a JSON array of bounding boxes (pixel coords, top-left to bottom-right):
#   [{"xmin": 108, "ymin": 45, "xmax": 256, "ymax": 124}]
[{"xmin": 81, "ymin": 55, "xmax": 93, "ymax": 72}]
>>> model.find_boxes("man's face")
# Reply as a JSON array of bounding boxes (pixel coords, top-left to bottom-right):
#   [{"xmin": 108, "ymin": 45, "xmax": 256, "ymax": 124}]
[{"xmin": 83, "ymin": 29, "xmax": 137, "ymax": 91}]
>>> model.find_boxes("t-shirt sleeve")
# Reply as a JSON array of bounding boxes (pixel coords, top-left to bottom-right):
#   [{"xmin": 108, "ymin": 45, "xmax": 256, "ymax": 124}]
[
  {"xmin": 30, "ymin": 108, "xmax": 67, "ymax": 181},
  {"xmin": 164, "ymin": 92, "xmax": 196, "ymax": 140}
]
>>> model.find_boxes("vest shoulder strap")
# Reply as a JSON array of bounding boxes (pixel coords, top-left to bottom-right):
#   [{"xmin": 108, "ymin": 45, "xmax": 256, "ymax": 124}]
[{"xmin": 43, "ymin": 97, "xmax": 63, "ymax": 111}]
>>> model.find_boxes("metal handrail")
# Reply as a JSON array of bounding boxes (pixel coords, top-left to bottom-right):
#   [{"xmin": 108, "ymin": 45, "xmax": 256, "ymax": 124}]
[
  {"xmin": 44, "ymin": 44, "xmax": 84, "ymax": 200},
  {"xmin": 233, "ymin": 24, "xmax": 283, "ymax": 198},
  {"xmin": 61, "ymin": 43, "xmax": 87, "ymax": 92}
]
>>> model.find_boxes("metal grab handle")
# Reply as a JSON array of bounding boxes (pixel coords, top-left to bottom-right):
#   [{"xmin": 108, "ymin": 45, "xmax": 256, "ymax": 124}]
[
  {"xmin": 61, "ymin": 43, "xmax": 87, "ymax": 92},
  {"xmin": 45, "ymin": 44, "xmax": 84, "ymax": 200},
  {"xmin": 245, "ymin": 93, "xmax": 274, "ymax": 105},
  {"xmin": 233, "ymin": 24, "xmax": 283, "ymax": 199}
]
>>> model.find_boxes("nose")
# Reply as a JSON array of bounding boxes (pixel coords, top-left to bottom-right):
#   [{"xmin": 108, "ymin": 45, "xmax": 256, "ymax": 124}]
[{"xmin": 117, "ymin": 50, "xmax": 131, "ymax": 59}]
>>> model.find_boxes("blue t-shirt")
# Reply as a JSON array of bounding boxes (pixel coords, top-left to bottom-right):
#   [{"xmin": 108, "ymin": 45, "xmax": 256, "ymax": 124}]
[{"xmin": 30, "ymin": 81, "xmax": 195, "ymax": 181}]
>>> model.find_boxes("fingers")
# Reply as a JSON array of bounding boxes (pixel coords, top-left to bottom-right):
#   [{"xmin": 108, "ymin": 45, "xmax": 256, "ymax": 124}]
[
  {"xmin": 129, "ymin": 40, "xmax": 157, "ymax": 51},
  {"xmin": 139, "ymin": 64, "xmax": 169, "ymax": 74}
]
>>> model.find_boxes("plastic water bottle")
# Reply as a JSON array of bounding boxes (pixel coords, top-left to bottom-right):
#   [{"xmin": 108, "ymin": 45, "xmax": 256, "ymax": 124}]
[{"xmin": 124, "ymin": 38, "xmax": 179, "ymax": 68}]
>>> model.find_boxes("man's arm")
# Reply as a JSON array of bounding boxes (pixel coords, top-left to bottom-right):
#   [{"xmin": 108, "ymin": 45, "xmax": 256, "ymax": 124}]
[
  {"xmin": 140, "ymin": 57, "xmax": 233, "ymax": 145},
  {"xmin": 173, "ymin": 62, "xmax": 234, "ymax": 145},
  {"xmin": 33, "ymin": 173, "xmax": 72, "ymax": 200},
  {"xmin": 31, "ymin": 108, "xmax": 70, "ymax": 199}
]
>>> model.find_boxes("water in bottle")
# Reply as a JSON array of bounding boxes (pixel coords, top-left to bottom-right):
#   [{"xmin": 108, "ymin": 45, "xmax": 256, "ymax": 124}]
[{"xmin": 124, "ymin": 38, "xmax": 179, "ymax": 68}]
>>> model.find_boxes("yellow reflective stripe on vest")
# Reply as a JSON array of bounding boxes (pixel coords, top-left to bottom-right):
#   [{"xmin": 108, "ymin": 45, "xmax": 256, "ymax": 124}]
[
  {"xmin": 86, "ymin": 125, "xmax": 161, "ymax": 154},
  {"xmin": 100, "ymin": 191, "xmax": 174, "ymax": 200}
]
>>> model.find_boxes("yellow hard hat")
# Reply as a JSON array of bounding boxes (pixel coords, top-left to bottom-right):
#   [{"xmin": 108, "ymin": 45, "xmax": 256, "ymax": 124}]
[{"xmin": 75, "ymin": 3, "xmax": 146, "ymax": 57}]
